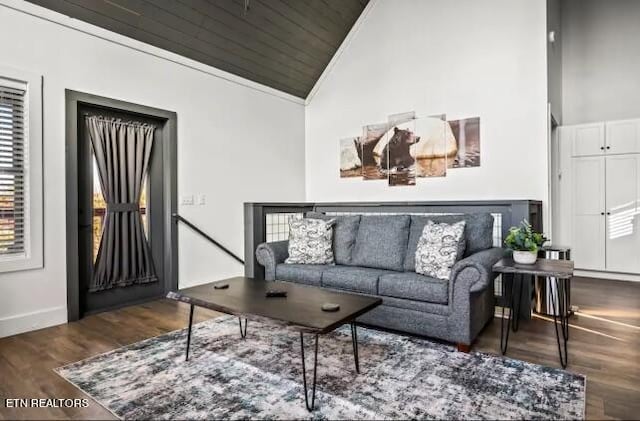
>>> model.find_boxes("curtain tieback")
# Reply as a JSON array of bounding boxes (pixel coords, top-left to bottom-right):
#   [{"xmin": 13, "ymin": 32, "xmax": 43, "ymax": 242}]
[{"xmin": 107, "ymin": 202, "xmax": 140, "ymax": 213}]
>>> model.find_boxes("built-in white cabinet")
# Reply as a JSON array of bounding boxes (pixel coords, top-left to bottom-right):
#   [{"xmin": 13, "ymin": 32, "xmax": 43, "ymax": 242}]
[
  {"xmin": 606, "ymin": 119, "xmax": 640, "ymax": 154},
  {"xmin": 567, "ymin": 120, "xmax": 640, "ymax": 157},
  {"xmin": 570, "ymin": 123, "xmax": 605, "ymax": 157},
  {"xmin": 605, "ymin": 154, "xmax": 640, "ymax": 273},
  {"xmin": 571, "ymin": 156, "xmax": 606, "ymax": 270},
  {"xmin": 557, "ymin": 118, "xmax": 640, "ymax": 275}
]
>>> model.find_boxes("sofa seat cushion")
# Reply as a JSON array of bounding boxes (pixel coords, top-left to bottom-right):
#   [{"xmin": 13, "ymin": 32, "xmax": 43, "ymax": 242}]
[
  {"xmin": 306, "ymin": 212, "xmax": 360, "ymax": 265},
  {"xmin": 404, "ymin": 213, "xmax": 494, "ymax": 271},
  {"xmin": 378, "ymin": 272, "xmax": 448, "ymax": 304},
  {"xmin": 350, "ymin": 215, "xmax": 410, "ymax": 272},
  {"xmin": 322, "ymin": 266, "xmax": 392, "ymax": 295},
  {"xmin": 275, "ymin": 264, "xmax": 328, "ymax": 286}
]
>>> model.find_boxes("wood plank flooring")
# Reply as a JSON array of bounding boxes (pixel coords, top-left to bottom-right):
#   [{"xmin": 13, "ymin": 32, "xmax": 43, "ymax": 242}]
[{"xmin": 1, "ymin": 276, "xmax": 638, "ymax": 420}]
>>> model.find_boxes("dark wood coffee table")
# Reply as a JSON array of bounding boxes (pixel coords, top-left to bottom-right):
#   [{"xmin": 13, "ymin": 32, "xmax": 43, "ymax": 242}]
[{"xmin": 166, "ymin": 276, "xmax": 382, "ymax": 411}]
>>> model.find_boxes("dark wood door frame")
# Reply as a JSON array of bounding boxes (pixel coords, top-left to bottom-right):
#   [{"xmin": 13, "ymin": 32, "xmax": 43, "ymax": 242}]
[{"xmin": 65, "ymin": 90, "xmax": 178, "ymax": 322}]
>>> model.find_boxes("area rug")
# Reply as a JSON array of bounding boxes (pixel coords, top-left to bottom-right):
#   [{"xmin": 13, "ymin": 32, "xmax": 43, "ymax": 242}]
[{"xmin": 55, "ymin": 316, "xmax": 585, "ymax": 420}]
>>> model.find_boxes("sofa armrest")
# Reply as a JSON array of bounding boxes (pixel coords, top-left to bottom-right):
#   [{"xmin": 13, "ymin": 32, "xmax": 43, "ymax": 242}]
[
  {"xmin": 255, "ymin": 241, "xmax": 289, "ymax": 281},
  {"xmin": 450, "ymin": 247, "xmax": 505, "ymax": 293},
  {"xmin": 447, "ymin": 247, "xmax": 505, "ymax": 345}
]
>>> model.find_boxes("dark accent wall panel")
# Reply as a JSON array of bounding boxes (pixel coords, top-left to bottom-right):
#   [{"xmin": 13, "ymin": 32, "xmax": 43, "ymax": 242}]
[{"xmin": 26, "ymin": 0, "xmax": 369, "ymax": 98}]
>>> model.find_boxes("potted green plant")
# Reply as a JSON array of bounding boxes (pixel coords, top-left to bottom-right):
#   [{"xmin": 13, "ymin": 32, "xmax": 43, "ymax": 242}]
[{"xmin": 504, "ymin": 219, "xmax": 547, "ymax": 264}]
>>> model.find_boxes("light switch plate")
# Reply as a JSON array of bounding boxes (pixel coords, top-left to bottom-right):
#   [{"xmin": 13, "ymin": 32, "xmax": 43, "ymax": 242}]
[
  {"xmin": 180, "ymin": 195, "xmax": 194, "ymax": 205},
  {"xmin": 197, "ymin": 194, "xmax": 206, "ymax": 205}
]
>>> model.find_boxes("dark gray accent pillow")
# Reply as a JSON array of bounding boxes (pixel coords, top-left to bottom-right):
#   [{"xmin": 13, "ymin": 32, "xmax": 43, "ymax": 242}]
[
  {"xmin": 350, "ymin": 215, "xmax": 410, "ymax": 272},
  {"xmin": 306, "ymin": 212, "xmax": 361, "ymax": 265},
  {"xmin": 404, "ymin": 213, "xmax": 494, "ymax": 271}
]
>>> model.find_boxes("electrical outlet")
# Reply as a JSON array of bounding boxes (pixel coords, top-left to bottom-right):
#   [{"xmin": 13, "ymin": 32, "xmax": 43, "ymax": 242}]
[
  {"xmin": 197, "ymin": 194, "xmax": 206, "ymax": 205},
  {"xmin": 180, "ymin": 195, "xmax": 194, "ymax": 206}
]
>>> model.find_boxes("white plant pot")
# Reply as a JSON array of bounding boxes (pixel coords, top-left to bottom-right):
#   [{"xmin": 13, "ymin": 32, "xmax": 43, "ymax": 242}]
[{"xmin": 513, "ymin": 250, "xmax": 538, "ymax": 265}]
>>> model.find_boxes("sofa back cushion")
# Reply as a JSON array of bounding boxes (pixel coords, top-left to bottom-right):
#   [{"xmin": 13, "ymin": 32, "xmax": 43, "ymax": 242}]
[
  {"xmin": 404, "ymin": 213, "xmax": 494, "ymax": 271},
  {"xmin": 350, "ymin": 215, "xmax": 410, "ymax": 272},
  {"xmin": 306, "ymin": 212, "xmax": 361, "ymax": 265}
]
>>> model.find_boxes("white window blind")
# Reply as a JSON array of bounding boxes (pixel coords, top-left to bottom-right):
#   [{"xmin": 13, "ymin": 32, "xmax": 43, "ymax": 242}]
[{"xmin": 0, "ymin": 83, "xmax": 26, "ymax": 258}]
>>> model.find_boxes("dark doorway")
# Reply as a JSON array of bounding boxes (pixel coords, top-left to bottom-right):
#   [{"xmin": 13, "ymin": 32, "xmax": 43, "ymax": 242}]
[{"xmin": 66, "ymin": 91, "xmax": 177, "ymax": 320}]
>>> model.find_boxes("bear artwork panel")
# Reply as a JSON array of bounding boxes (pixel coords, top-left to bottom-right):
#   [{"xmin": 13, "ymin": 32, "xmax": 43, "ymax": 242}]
[
  {"xmin": 361, "ymin": 123, "xmax": 389, "ymax": 180},
  {"xmin": 339, "ymin": 137, "xmax": 362, "ymax": 178},
  {"xmin": 387, "ymin": 127, "xmax": 417, "ymax": 186},
  {"xmin": 411, "ymin": 116, "xmax": 457, "ymax": 177}
]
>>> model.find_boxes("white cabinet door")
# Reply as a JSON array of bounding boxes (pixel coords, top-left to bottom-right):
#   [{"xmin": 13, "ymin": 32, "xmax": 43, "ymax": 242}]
[
  {"xmin": 605, "ymin": 154, "xmax": 640, "ymax": 273},
  {"xmin": 606, "ymin": 119, "xmax": 640, "ymax": 154},
  {"xmin": 572, "ymin": 156, "xmax": 606, "ymax": 270},
  {"xmin": 571, "ymin": 123, "xmax": 606, "ymax": 157}
]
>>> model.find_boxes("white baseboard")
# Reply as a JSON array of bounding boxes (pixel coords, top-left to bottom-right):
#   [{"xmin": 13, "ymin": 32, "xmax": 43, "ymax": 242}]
[
  {"xmin": 574, "ymin": 269, "xmax": 640, "ymax": 283},
  {"xmin": 0, "ymin": 306, "xmax": 67, "ymax": 338}
]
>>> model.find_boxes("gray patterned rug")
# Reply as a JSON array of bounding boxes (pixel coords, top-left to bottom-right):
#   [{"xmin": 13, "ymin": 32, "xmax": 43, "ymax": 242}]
[{"xmin": 56, "ymin": 316, "xmax": 585, "ymax": 420}]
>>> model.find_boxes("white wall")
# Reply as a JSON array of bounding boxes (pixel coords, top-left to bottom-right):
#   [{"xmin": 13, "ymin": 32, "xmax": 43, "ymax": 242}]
[
  {"xmin": 305, "ymin": 0, "xmax": 549, "ymax": 206},
  {"xmin": 562, "ymin": 0, "xmax": 640, "ymax": 124},
  {"xmin": 0, "ymin": 1, "xmax": 305, "ymax": 337}
]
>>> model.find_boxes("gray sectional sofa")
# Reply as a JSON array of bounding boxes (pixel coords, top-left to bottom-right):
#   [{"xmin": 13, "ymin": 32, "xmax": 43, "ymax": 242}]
[{"xmin": 255, "ymin": 212, "xmax": 505, "ymax": 350}]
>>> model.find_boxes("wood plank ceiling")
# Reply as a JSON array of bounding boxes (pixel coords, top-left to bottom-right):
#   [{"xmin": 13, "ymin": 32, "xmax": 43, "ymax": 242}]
[{"xmin": 26, "ymin": 0, "xmax": 369, "ymax": 98}]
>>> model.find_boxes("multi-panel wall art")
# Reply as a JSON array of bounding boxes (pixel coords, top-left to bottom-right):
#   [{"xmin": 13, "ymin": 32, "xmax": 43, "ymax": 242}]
[
  {"xmin": 448, "ymin": 117, "xmax": 481, "ymax": 168},
  {"xmin": 339, "ymin": 112, "xmax": 481, "ymax": 186}
]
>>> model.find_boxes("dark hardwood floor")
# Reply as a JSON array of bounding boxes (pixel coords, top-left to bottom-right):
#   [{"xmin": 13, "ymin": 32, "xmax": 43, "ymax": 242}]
[
  {"xmin": 1, "ymin": 277, "xmax": 638, "ymax": 420},
  {"xmin": 475, "ymin": 277, "xmax": 640, "ymax": 420}
]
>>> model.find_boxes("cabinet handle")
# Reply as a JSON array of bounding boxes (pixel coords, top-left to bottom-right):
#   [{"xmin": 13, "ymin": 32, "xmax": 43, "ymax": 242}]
[
  {"xmin": 600, "ymin": 146, "xmax": 604, "ymax": 150},
  {"xmin": 606, "ymin": 146, "xmax": 611, "ymax": 150},
  {"xmin": 601, "ymin": 212, "xmax": 605, "ymax": 215},
  {"xmin": 607, "ymin": 212, "xmax": 611, "ymax": 215}
]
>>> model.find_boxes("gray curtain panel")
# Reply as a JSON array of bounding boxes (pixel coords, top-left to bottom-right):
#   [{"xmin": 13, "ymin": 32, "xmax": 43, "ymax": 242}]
[{"xmin": 86, "ymin": 116, "xmax": 158, "ymax": 292}]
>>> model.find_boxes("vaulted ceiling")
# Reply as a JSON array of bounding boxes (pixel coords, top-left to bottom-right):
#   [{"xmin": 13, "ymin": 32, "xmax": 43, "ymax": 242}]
[{"xmin": 27, "ymin": 0, "xmax": 369, "ymax": 98}]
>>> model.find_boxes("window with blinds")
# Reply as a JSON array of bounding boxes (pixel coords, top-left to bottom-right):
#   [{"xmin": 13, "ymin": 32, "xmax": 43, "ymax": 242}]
[{"xmin": 0, "ymin": 84, "xmax": 26, "ymax": 257}]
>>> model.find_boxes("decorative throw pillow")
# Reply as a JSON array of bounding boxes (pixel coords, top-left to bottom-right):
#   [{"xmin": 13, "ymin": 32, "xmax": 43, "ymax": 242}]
[
  {"xmin": 285, "ymin": 217, "xmax": 335, "ymax": 265},
  {"xmin": 306, "ymin": 212, "xmax": 360, "ymax": 265},
  {"xmin": 415, "ymin": 220, "xmax": 466, "ymax": 280}
]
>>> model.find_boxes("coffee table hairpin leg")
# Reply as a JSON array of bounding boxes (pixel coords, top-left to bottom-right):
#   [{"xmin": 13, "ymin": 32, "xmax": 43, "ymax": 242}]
[
  {"xmin": 239, "ymin": 318, "xmax": 248, "ymax": 339},
  {"xmin": 300, "ymin": 322, "xmax": 361, "ymax": 411},
  {"xmin": 299, "ymin": 332, "xmax": 319, "ymax": 412},
  {"xmin": 351, "ymin": 322, "xmax": 360, "ymax": 374},
  {"xmin": 185, "ymin": 306, "xmax": 249, "ymax": 361},
  {"xmin": 185, "ymin": 304, "xmax": 195, "ymax": 361}
]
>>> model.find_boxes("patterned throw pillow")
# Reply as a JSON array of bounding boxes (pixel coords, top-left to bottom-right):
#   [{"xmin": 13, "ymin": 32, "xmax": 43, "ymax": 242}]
[
  {"xmin": 285, "ymin": 217, "xmax": 335, "ymax": 265},
  {"xmin": 415, "ymin": 220, "xmax": 466, "ymax": 280}
]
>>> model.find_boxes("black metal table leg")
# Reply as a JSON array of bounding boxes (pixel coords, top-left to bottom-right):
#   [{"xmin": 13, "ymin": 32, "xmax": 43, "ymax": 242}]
[
  {"xmin": 300, "ymin": 332, "xmax": 319, "ymax": 412},
  {"xmin": 185, "ymin": 304, "xmax": 194, "ymax": 361},
  {"xmin": 564, "ymin": 278, "xmax": 571, "ymax": 340},
  {"xmin": 512, "ymin": 274, "xmax": 524, "ymax": 332},
  {"xmin": 550, "ymin": 277, "xmax": 569, "ymax": 368},
  {"xmin": 351, "ymin": 322, "xmax": 360, "ymax": 374},
  {"xmin": 500, "ymin": 274, "xmax": 518, "ymax": 354},
  {"xmin": 238, "ymin": 318, "xmax": 248, "ymax": 339}
]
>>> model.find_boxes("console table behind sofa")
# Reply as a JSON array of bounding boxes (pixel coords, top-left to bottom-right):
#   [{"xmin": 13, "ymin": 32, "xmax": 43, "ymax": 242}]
[{"xmin": 244, "ymin": 200, "xmax": 542, "ymax": 320}]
